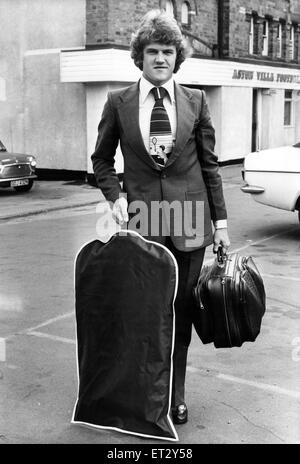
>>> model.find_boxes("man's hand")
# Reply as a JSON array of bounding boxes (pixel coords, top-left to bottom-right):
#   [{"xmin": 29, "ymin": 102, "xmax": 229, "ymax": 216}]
[
  {"xmin": 112, "ymin": 197, "xmax": 129, "ymax": 225},
  {"xmin": 213, "ymin": 228, "xmax": 230, "ymax": 254}
]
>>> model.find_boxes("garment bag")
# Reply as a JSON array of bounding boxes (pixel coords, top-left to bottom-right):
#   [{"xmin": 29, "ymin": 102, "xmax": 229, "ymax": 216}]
[{"xmin": 72, "ymin": 230, "xmax": 178, "ymax": 441}]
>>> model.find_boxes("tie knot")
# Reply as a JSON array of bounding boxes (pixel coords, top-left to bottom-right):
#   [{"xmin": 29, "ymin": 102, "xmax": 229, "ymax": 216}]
[{"xmin": 151, "ymin": 87, "xmax": 168, "ymax": 101}]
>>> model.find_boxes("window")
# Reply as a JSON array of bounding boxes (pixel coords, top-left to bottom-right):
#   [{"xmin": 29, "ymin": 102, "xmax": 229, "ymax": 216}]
[
  {"xmin": 262, "ymin": 20, "xmax": 269, "ymax": 56},
  {"xmin": 284, "ymin": 90, "xmax": 293, "ymax": 126},
  {"xmin": 181, "ymin": 2, "xmax": 189, "ymax": 26},
  {"xmin": 249, "ymin": 16, "xmax": 254, "ymax": 54},
  {"xmin": 165, "ymin": 0, "xmax": 174, "ymax": 17},
  {"xmin": 249, "ymin": 15, "xmax": 259, "ymax": 54},
  {"xmin": 276, "ymin": 22, "xmax": 282, "ymax": 58},
  {"xmin": 288, "ymin": 25, "xmax": 295, "ymax": 60}
]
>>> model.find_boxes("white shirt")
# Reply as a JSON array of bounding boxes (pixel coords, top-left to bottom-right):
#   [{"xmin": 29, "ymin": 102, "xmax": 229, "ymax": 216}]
[
  {"xmin": 138, "ymin": 75, "xmax": 227, "ymax": 230},
  {"xmin": 139, "ymin": 75, "xmax": 177, "ymax": 153}
]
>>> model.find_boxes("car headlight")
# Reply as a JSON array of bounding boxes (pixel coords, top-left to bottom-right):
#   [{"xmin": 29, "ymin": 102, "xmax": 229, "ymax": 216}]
[{"xmin": 26, "ymin": 156, "xmax": 37, "ymax": 167}]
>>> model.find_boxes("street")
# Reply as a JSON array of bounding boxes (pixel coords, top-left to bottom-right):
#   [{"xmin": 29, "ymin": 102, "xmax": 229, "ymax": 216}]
[{"xmin": 0, "ymin": 165, "xmax": 300, "ymax": 444}]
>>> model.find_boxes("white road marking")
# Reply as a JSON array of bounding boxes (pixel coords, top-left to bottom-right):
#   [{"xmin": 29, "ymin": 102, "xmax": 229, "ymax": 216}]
[
  {"xmin": 217, "ymin": 373, "xmax": 300, "ymax": 399},
  {"xmin": 229, "ymin": 226, "xmax": 300, "ymax": 255},
  {"xmin": 204, "ymin": 224, "xmax": 300, "ymax": 265},
  {"xmin": 28, "ymin": 331, "xmax": 76, "ymax": 345},
  {"xmin": 186, "ymin": 366, "xmax": 300, "ymax": 399},
  {"xmin": 3, "ymin": 311, "xmax": 74, "ymax": 341},
  {"xmin": 22, "ymin": 311, "xmax": 74, "ymax": 334}
]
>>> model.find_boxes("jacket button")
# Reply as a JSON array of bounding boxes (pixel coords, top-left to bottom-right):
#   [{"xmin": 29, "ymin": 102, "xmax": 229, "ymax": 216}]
[{"xmin": 161, "ymin": 173, "xmax": 167, "ymax": 179}]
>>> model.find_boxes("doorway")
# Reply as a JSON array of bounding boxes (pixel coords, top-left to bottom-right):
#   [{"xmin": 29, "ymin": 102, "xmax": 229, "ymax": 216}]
[{"xmin": 251, "ymin": 88, "xmax": 258, "ymax": 152}]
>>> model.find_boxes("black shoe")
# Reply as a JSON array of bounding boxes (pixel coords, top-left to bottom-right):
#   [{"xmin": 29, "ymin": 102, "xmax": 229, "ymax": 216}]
[{"xmin": 172, "ymin": 403, "xmax": 188, "ymax": 424}]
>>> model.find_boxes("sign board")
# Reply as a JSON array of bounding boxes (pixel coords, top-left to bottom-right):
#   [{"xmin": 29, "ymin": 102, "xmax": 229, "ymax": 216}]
[{"xmin": 60, "ymin": 48, "xmax": 300, "ymax": 90}]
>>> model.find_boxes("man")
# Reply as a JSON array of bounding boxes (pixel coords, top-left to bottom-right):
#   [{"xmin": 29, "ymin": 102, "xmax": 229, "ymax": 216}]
[{"xmin": 91, "ymin": 10, "xmax": 230, "ymax": 425}]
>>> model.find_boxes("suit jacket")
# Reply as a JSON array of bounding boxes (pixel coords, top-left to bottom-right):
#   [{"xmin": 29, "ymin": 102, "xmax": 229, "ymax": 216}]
[{"xmin": 91, "ymin": 80, "xmax": 227, "ymax": 252}]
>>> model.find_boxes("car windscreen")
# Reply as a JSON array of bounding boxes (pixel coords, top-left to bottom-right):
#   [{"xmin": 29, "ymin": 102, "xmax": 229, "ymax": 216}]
[{"xmin": 0, "ymin": 140, "xmax": 7, "ymax": 152}]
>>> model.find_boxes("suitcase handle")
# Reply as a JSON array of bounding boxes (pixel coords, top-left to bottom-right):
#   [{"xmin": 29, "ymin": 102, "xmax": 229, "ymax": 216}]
[
  {"xmin": 217, "ymin": 247, "xmax": 226, "ymax": 265},
  {"xmin": 194, "ymin": 247, "xmax": 226, "ymax": 293}
]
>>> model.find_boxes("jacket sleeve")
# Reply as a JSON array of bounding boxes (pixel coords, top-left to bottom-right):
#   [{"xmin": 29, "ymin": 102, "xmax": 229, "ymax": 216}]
[
  {"xmin": 195, "ymin": 90, "xmax": 227, "ymax": 222},
  {"xmin": 91, "ymin": 92, "xmax": 122, "ymax": 204}
]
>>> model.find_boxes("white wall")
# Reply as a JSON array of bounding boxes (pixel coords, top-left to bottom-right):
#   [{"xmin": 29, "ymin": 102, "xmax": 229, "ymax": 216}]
[
  {"xmin": 261, "ymin": 89, "xmax": 300, "ymax": 149},
  {"xmin": 24, "ymin": 53, "xmax": 86, "ymax": 170},
  {"xmin": 264, "ymin": 90, "xmax": 283, "ymax": 148},
  {"xmin": 219, "ymin": 86, "xmax": 252, "ymax": 161},
  {"xmin": 86, "ymin": 83, "xmax": 130, "ymax": 174},
  {"xmin": 283, "ymin": 90, "xmax": 299, "ymax": 146},
  {"xmin": 0, "ymin": 0, "xmax": 86, "ymax": 168}
]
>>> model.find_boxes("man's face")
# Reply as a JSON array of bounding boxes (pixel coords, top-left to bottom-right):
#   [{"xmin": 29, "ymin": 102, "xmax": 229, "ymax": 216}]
[{"xmin": 142, "ymin": 43, "xmax": 177, "ymax": 86}]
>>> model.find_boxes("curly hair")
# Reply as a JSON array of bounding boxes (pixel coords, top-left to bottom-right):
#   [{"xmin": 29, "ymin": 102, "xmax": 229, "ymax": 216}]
[{"xmin": 130, "ymin": 10, "xmax": 191, "ymax": 74}]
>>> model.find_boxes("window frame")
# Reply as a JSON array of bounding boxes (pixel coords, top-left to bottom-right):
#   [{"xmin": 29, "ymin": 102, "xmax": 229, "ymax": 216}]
[
  {"xmin": 249, "ymin": 16, "xmax": 254, "ymax": 54},
  {"xmin": 181, "ymin": 1, "xmax": 190, "ymax": 26},
  {"xmin": 276, "ymin": 22, "xmax": 282, "ymax": 58},
  {"xmin": 289, "ymin": 24, "xmax": 295, "ymax": 60},
  {"xmin": 262, "ymin": 19, "xmax": 269, "ymax": 56}
]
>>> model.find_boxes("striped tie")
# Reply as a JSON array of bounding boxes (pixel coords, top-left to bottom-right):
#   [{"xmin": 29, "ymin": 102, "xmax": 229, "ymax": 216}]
[{"xmin": 149, "ymin": 87, "xmax": 173, "ymax": 167}]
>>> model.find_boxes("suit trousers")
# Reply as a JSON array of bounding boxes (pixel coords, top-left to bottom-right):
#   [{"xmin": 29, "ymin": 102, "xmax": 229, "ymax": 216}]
[{"xmin": 164, "ymin": 237, "xmax": 206, "ymax": 407}]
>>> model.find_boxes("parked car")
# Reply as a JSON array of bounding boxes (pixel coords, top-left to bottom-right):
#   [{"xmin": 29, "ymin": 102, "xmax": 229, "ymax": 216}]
[
  {"xmin": 241, "ymin": 142, "xmax": 300, "ymax": 221},
  {"xmin": 0, "ymin": 140, "xmax": 37, "ymax": 192}
]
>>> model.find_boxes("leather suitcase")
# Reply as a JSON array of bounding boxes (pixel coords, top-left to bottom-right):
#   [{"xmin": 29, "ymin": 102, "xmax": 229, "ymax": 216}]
[{"xmin": 192, "ymin": 250, "xmax": 266, "ymax": 348}]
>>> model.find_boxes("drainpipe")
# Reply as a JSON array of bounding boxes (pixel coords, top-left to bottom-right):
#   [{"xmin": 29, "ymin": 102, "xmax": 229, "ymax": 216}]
[{"xmin": 218, "ymin": 0, "xmax": 224, "ymax": 58}]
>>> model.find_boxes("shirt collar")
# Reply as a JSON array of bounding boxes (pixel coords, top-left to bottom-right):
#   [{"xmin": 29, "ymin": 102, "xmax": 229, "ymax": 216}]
[{"xmin": 139, "ymin": 75, "xmax": 175, "ymax": 104}]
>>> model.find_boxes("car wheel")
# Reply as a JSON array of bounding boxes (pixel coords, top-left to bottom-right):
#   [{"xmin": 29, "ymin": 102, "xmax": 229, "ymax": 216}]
[{"xmin": 14, "ymin": 180, "xmax": 34, "ymax": 192}]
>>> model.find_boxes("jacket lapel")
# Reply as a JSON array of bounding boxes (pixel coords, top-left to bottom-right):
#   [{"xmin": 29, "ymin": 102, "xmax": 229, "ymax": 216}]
[
  {"xmin": 117, "ymin": 81, "xmax": 160, "ymax": 171},
  {"xmin": 166, "ymin": 83, "xmax": 196, "ymax": 168},
  {"xmin": 117, "ymin": 81, "xmax": 196, "ymax": 170}
]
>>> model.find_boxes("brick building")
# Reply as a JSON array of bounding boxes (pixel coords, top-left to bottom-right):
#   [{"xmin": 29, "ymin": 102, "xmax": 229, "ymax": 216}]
[{"xmin": 1, "ymin": 0, "xmax": 300, "ymax": 175}]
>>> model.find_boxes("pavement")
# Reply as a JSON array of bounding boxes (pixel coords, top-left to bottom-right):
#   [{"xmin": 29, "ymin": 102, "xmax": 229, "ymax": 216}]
[
  {"xmin": 0, "ymin": 164, "xmax": 243, "ymax": 221},
  {"xmin": 0, "ymin": 179, "xmax": 102, "ymax": 221}
]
